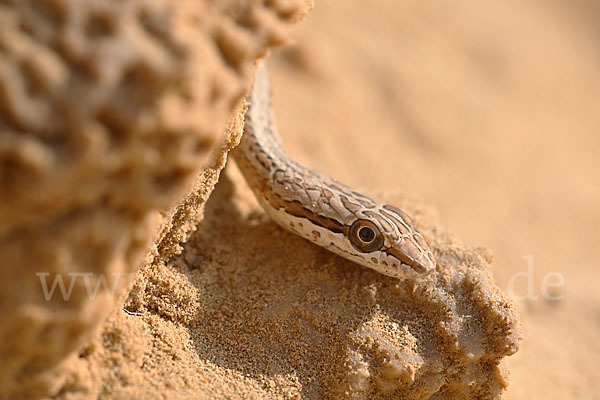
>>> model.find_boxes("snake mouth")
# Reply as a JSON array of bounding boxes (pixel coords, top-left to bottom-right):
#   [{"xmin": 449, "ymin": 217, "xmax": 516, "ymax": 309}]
[{"xmin": 384, "ymin": 247, "xmax": 430, "ymax": 274}]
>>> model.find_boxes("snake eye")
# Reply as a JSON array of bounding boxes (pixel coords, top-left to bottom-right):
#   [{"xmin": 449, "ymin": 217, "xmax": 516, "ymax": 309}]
[
  {"xmin": 349, "ymin": 219, "xmax": 384, "ymax": 253},
  {"xmin": 358, "ymin": 226, "xmax": 375, "ymax": 243}
]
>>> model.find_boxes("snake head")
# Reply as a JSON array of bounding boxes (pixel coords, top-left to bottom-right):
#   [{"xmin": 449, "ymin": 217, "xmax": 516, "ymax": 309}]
[{"xmin": 345, "ymin": 204, "xmax": 436, "ymax": 279}]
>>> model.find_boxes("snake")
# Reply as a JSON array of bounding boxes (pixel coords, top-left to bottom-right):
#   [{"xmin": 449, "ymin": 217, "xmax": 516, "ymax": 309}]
[{"xmin": 232, "ymin": 61, "xmax": 436, "ymax": 279}]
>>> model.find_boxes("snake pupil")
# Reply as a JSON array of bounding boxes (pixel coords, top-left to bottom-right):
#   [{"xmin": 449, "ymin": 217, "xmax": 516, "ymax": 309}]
[{"xmin": 358, "ymin": 226, "xmax": 375, "ymax": 243}]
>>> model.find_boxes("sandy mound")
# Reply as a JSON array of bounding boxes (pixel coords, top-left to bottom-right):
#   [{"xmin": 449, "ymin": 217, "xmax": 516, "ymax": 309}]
[{"xmin": 108, "ymin": 161, "xmax": 520, "ymax": 399}]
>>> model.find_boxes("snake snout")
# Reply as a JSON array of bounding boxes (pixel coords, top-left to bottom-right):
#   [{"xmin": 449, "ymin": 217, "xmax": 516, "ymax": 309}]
[
  {"xmin": 391, "ymin": 238, "xmax": 435, "ymax": 274},
  {"xmin": 411, "ymin": 252, "xmax": 436, "ymax": 274}
]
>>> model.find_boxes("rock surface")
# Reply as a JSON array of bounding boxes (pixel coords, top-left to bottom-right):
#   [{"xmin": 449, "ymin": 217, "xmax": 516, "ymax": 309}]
[{"xmin": 0, "ymin": 0, "xmax": 311, "ymax": 398}]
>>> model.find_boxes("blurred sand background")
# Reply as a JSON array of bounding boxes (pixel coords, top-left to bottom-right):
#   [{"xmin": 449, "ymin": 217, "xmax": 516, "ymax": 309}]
[{"xmin": 269, "ymin": 0, "xmax": 600, "ymax": 398}]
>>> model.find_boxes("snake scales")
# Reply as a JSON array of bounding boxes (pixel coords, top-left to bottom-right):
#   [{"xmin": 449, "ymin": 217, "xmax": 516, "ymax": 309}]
[{"xmin": 232, "ymin": 61, "xmax": 435, "ymax": 279}]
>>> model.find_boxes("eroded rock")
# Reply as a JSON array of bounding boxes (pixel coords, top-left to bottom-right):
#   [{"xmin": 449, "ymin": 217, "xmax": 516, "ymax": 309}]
[{"xmin": 0, "ymin": 0, "xmax": 311, "ymax": 398}]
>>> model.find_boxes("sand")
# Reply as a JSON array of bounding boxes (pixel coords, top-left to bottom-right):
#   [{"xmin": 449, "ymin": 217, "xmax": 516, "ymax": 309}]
[{"xmin": 2, "ymin": 0, "xmax": 599, "ymax": 399}]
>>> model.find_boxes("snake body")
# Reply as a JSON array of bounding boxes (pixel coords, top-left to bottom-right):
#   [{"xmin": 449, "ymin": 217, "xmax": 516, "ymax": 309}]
[{"xmin": 232, "ymin": 61, "xmax": 435, "ymax": 279}]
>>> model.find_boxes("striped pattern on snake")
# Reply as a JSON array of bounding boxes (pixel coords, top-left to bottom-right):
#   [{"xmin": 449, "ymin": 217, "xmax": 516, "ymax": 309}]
[{"xmin": 232, "ymin": 61, "xmax": 435, "ymax": 279}]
